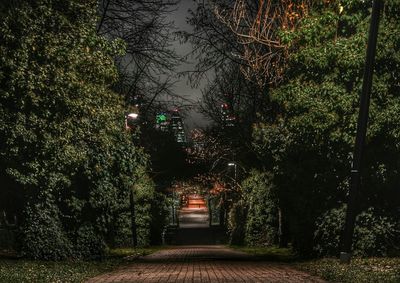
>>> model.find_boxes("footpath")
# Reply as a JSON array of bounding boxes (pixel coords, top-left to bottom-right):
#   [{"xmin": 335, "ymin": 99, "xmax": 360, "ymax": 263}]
[
  {"xmin": 87, "ymin": 195, "xmax": 325, "ymax": 282},
  {"xmin": 86, "ymin": 245, "xmax": 326, "ymax": 282}
]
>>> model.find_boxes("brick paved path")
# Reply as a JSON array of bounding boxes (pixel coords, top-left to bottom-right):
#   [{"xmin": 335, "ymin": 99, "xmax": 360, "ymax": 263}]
[{"xmin": 87, "ymin": 246, "xmax": 325, "ymax": 283}]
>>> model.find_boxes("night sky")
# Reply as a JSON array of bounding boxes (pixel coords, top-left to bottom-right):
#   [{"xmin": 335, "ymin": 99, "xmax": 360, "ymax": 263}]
[{"xmin": 166, "ymin": 0, "xmax": 212, "ymax": 130}]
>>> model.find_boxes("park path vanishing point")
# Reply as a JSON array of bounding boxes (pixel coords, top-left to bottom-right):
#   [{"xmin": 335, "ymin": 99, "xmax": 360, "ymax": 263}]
[{"xmin": 86, "ymin": 245, "xmax": 326, "ymax": 283}]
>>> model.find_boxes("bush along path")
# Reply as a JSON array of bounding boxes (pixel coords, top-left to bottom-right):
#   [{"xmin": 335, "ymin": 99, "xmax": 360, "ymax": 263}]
[{"xmin": 86, "ymin": 246, "xmax": 325, "ymax": 283}]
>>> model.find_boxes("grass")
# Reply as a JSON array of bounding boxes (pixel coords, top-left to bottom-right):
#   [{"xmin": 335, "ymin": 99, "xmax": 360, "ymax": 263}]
[
  {"xmin": 231, "ymin": 245, "xmax": 400, "ymax": 283},
  {"xmin": 295, "ymin": 257, "xmax": 400, "ymax": 283},
  {"xmin": 0, "ymin": 247, "xmax": 162, "ymax": 283}
]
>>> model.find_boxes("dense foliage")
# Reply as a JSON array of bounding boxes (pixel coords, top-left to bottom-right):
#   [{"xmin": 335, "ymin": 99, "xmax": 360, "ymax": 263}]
[
  {"xmin": 228, "ymin": 170, "xmax": 279, "ymax": 246},
  {"xmin": 251, "ymin": 0, "xmax": 400, "ymax": 255},
  {"xmin": 2, "ymin": 0, "xmax": 399, "ymax": 262},
  {"xmin": 0, "ymin": 0, "xmax": 163, "ymax": 259},
  {"xmin": 186, "ymin": 0, "xmax": 400, "ymax": 257},
  {"xmin": 315, "ymin": 205, "xmax": 399, "ymax": 256}
]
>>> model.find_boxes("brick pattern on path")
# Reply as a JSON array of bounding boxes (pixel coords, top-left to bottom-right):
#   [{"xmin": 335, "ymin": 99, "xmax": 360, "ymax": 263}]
[{"xmin": 86, "ymin": 246, "xmax": 326, "ymax": 283}]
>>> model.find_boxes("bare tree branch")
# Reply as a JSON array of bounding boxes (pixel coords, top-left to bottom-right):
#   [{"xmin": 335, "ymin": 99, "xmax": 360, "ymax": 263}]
[
  {"xmin": 98, "ymin": 0, "xmax": 183, "ymax": 119},
  {"xmin": 213, "ymin": 0, "xmax": 310, "ymax": 87}
]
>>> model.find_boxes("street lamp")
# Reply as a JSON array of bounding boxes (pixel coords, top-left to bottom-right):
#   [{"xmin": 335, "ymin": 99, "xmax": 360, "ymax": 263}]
[
  {"xmin": 125, "ymin": 111, "xmax": 140, "ymax": 247},
  {"xmin": 340, "ymin": 0, "xmax": 383, "ymax": 264},
  {"xmin": 125, "ymin": 112, "xmax": 139, "ymax": 130},
  {"xmin": 227, "ymin": 162, "xmax": 237, "ymax": 183}
]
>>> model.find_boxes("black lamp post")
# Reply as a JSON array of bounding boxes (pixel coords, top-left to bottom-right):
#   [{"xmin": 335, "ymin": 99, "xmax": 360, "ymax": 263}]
[
  {"xmin": 227, "ymin": 162, "xmax": 237, "ymax": 185},
  {"xmin": 340, "ymin": 0, "xmax": 383, "ymax": 264},
  {"xmin": 129, "ymin": 189, "xmax": 138, "ymax": 247},
  {"xmin": 126, "ymin": 112, "xmax": 140, "ymax": 247}
]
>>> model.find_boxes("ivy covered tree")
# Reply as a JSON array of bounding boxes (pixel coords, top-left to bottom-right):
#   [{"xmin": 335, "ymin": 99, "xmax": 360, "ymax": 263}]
[{"xmin": 0, "ymin": 0, "xmax": 154, "ymax": 259}]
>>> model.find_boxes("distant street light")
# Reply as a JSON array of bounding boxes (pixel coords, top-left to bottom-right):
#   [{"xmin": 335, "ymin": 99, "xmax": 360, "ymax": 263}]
[
  {"xmin": 227, "ymin": 162, "xmax": 237, "ymax": 187},
  {"xmin": 128, "ymin": 113, "xmax": 139, "ymax": 119},
  {"xmin": 125, "ymin": 112, "xmax": 139, "ymax": 130}
]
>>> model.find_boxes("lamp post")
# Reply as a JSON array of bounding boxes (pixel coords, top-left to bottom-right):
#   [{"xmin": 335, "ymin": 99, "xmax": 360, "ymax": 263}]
[
  {"xmin": 340, "ymin": 0, "xmax": 383, "ymax": 264},
  {"xmin": 129, "ymin": 188, "xmax": 138, "ymax": 247},
  {"xmin": 225, "ymin": 162, "xmax": 238, "ymax": 226},
  {"xmin": 125, "ymin": 112, "xmax": 139, "ymax": 130},
  {"xmin": 125, "ymin": 111, "xmax": 140, "ymax": 247},
  {"xmin": 227, "ymin": 162, "xmax": 237, "ymax": 189}
]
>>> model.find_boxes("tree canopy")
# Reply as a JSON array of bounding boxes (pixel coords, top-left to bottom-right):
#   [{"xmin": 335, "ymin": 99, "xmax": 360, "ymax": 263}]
[{"xmin": 0, "ymin": 0, "xmax": 156, "ymax": 259}]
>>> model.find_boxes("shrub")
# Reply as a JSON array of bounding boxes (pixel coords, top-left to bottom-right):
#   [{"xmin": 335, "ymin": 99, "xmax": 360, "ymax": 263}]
[
  {"xmin": 228, "ymin": 200, "xmax": 247, "ymax": 245},
  {"xmin": 228, "ymin": 170, "xmax": 279, "ymax": 247},
  {"xmin": 314, "ymin": 205, "xmax": 400, "ymax": 256},
  {"xmin": 74, "ymin": 223, "xmax": 106, "ymax": 259},
  {"xmin": 134, "ymin": 173, "xmax": 155, "ymax": 247},
  {"xmin": 243, "ymin": 171, "xmax": 279, "ymax": 246},
  {"xmin": 150, "ymin": 192, "xmax": 169, "ymax": 245},
  {"xmin": 21, "ymin": 197, "xmax": 72, "ymax": 260},
  {"xmin": 112, "ymin": 212, "xmax": 132, "ymax": 247}
]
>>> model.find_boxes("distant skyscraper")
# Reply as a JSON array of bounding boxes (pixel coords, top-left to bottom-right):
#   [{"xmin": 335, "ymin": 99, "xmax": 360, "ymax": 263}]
[
  {"xmin": 170, "ymin": 109, "xmax": 187, "ymax": 145},
  {"xmin": 156, "ymin": 112, "xmax": 169, "ymax": 131},
  {"xmin": 220, "ymin": 103, "xmax": 236, "ymax": 128},
  {"xmin": 155, "ymin": 110, "xmax": 187, "ymax": 145}
]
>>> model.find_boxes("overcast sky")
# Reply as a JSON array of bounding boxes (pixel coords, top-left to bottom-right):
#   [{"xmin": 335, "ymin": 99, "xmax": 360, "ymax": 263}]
[{"xmin": 167, "ymin": 0, "xmax": 212, "ymax": 130}]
